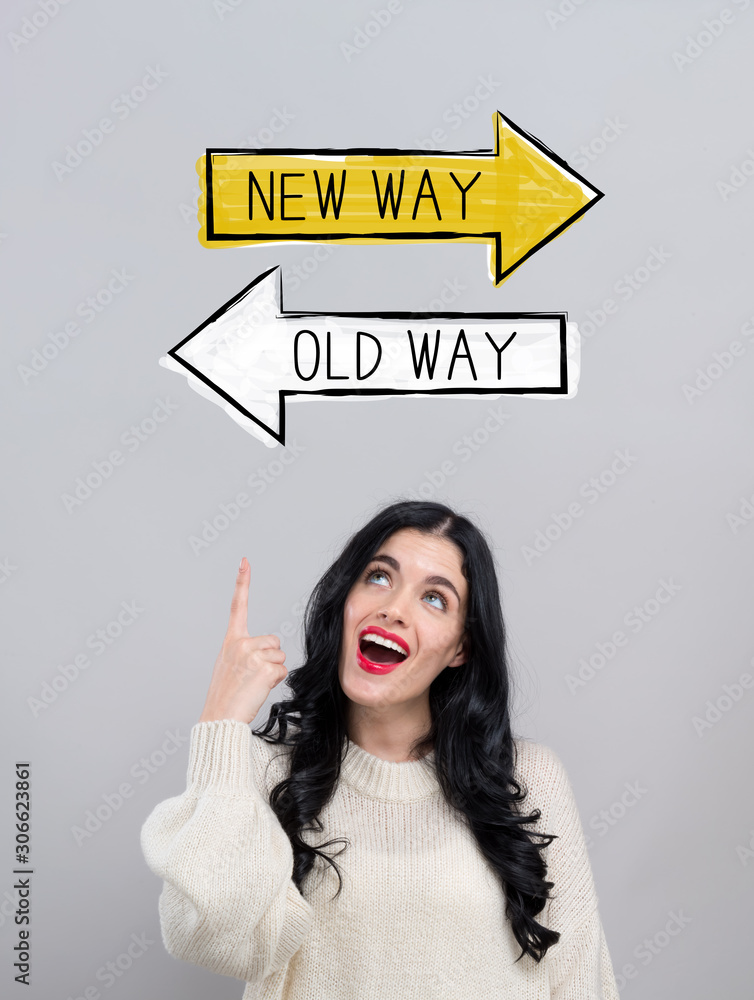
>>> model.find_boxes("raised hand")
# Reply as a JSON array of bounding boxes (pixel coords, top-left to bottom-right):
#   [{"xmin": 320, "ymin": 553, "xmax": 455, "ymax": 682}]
[{"xmin": 198, "ymin": 557, "xmax": 288, "ymax": 725}]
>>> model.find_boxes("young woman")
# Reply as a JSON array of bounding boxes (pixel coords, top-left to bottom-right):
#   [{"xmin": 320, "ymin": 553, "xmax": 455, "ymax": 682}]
[{"xmin": 141, "ymin": 501, "xmax": 619, "ymax": 999}]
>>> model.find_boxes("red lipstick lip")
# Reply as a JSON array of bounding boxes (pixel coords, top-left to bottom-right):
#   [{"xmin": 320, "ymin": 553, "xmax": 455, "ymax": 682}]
[
  {"xmin": 357, "ymin": 647, "xmax": 400, "ymax": 674},
  {"xmin": 356, "ymin": 626, "xmax": 410, "ymax": 675},
  {"xmin": 358, "ymin": 626, "xmax": 410, "ymax": 657}
]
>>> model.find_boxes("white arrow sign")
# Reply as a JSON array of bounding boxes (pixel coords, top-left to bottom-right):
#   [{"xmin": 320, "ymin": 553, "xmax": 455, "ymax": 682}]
[{"xmin": 160, "ymin": 267, "xmax": 579, "ymax": 447}]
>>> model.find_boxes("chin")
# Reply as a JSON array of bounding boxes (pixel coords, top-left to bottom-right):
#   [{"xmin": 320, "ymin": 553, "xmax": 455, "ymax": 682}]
[{"xmin": 340, "ymin": 662, "xmax": 392, "ymax": 705}]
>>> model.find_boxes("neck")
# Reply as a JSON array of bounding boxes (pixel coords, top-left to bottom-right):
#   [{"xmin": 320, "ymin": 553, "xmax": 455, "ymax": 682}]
[{"xmin": 346, "ymin": 698, "xmax": 432, "ymax": 762}]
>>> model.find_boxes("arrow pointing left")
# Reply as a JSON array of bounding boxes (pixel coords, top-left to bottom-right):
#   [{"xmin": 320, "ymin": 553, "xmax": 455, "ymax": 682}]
[{"xmin": 160, "ymin": 267, "xmax": 579, "ymax": 447}]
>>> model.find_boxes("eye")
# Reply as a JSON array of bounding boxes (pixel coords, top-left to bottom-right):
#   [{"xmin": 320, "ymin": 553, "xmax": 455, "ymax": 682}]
[
  {"xmin": 424, "ymin": 591, "xmax": 447, "ymax": 611},
  {"xmin": 365, "ymin": 568, "xmax": 390, "ymax": 587}
]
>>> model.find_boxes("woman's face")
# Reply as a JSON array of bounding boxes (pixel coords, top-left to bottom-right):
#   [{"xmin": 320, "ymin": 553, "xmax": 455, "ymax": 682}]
[{"xmin": 338, "ymin": 528, "xmax": 468, "ymax": 716}]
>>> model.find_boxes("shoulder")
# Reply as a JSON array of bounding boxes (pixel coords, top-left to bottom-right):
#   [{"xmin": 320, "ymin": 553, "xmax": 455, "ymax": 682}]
[
  {"xmin": 249, "ymin": 733, "xmax": 293, "ymax": 797},
  {"xmin": 512, "ymin": 738, "xmax": 579, "ymax": 830},
  {"xmin": 512, "ymin": 737, "xmax": 570, "ymax": 791},
  {"xmin": 513, "ymin": 740, "xmax": 595, "ymax": 901},
  {"xmin": 513, "ymin": 740, "xmax": 601, "ymax": 931}
]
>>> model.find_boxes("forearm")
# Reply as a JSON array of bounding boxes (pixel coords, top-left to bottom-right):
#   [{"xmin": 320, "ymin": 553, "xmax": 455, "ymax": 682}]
[{"xmin": 141, "ymin": 720, "xmax": 313, "ymax": 982}]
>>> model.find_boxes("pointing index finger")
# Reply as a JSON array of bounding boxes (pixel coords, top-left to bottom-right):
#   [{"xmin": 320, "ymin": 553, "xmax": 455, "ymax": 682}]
[{"xmin": 227, "ymin": 556, "xmax": 250, "ymax": 637}]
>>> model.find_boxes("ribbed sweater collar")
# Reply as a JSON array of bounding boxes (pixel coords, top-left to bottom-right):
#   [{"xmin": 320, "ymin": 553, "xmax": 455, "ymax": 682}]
[{"xmin": 340, "ymin": 738, "xmax": 440, "ymax": 801}]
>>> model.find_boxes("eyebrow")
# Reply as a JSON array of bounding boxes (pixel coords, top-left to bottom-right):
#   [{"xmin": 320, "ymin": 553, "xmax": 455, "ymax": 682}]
[{"xmin": 370, "ymin": 553, "xmax": 462, "ymax": 605}]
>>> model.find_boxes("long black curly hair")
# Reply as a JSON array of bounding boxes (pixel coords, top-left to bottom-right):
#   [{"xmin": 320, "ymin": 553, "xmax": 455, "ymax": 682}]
[{"xmin": 253, "ymin": 499, "xmax": 560, "ymax": 962}]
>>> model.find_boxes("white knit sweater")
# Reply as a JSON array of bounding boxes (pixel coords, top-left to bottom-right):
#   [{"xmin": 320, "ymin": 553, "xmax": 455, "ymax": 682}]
[{"xmin": 140, "ymin": 720, "xmax": 619, "ymax": 1000}]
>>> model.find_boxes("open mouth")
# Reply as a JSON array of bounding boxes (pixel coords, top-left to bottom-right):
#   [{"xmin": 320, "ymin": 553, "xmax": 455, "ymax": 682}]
[{"xmin": 357, "ymin": 628, "xmax": 410, "ymax": 673}]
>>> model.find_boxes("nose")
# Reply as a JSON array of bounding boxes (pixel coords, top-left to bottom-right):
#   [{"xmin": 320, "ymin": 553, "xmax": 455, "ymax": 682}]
[{"xmin": 377, "ymin": 594, "xmax": 409, "ymax": 627}]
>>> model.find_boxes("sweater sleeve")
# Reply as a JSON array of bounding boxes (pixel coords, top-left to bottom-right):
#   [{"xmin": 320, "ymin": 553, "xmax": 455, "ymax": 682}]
[
  {"xmin": 546, "ymin": 905, "xmax": 619, "ymax": 1000},
  {"xmin": 515, "ymin": 741, "xmax": 620, "ymax": 1000},
  {"xmin": 140, "ymin": 719, "xmax": 314, "ymax": 984}
]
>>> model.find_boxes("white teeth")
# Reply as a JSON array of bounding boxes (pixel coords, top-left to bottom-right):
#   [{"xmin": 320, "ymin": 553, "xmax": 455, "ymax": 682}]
[{"xmin": 362, "ymin": 633, "xmax": 408, "ymax": 656}]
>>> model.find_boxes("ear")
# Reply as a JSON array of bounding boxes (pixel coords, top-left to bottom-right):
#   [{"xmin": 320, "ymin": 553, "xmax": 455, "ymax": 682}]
[{"xmin": 447, "ymin": 631, "xmax": 468, "ymax": 669}]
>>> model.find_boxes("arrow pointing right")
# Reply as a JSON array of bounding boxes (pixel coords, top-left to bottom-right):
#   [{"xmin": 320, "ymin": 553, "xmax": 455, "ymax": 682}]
[{"xmin": 197, "ymin": 111, "xmax": 603, "ymax": 286}]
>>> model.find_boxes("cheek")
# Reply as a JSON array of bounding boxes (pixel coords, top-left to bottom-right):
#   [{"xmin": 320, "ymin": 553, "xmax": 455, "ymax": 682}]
[
  {"xmin": 419, "ymin": 624, "xmax": 462, "ymax": 660},
  {"xmin": 342, "ymin": 594, "xmax": 367, "ymax": 641}
]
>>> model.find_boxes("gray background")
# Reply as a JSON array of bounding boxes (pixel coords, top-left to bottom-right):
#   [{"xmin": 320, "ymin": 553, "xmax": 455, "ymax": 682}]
[{"xmin": 2, "ymin": 0, "xmax": 753, "ymax": 997}]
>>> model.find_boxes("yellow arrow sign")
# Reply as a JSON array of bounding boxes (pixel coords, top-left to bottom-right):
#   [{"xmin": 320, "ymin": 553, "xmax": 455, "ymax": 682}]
[{"xmin": 197, "ymin": 111, "xmax": 602, "ymax": 286}]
